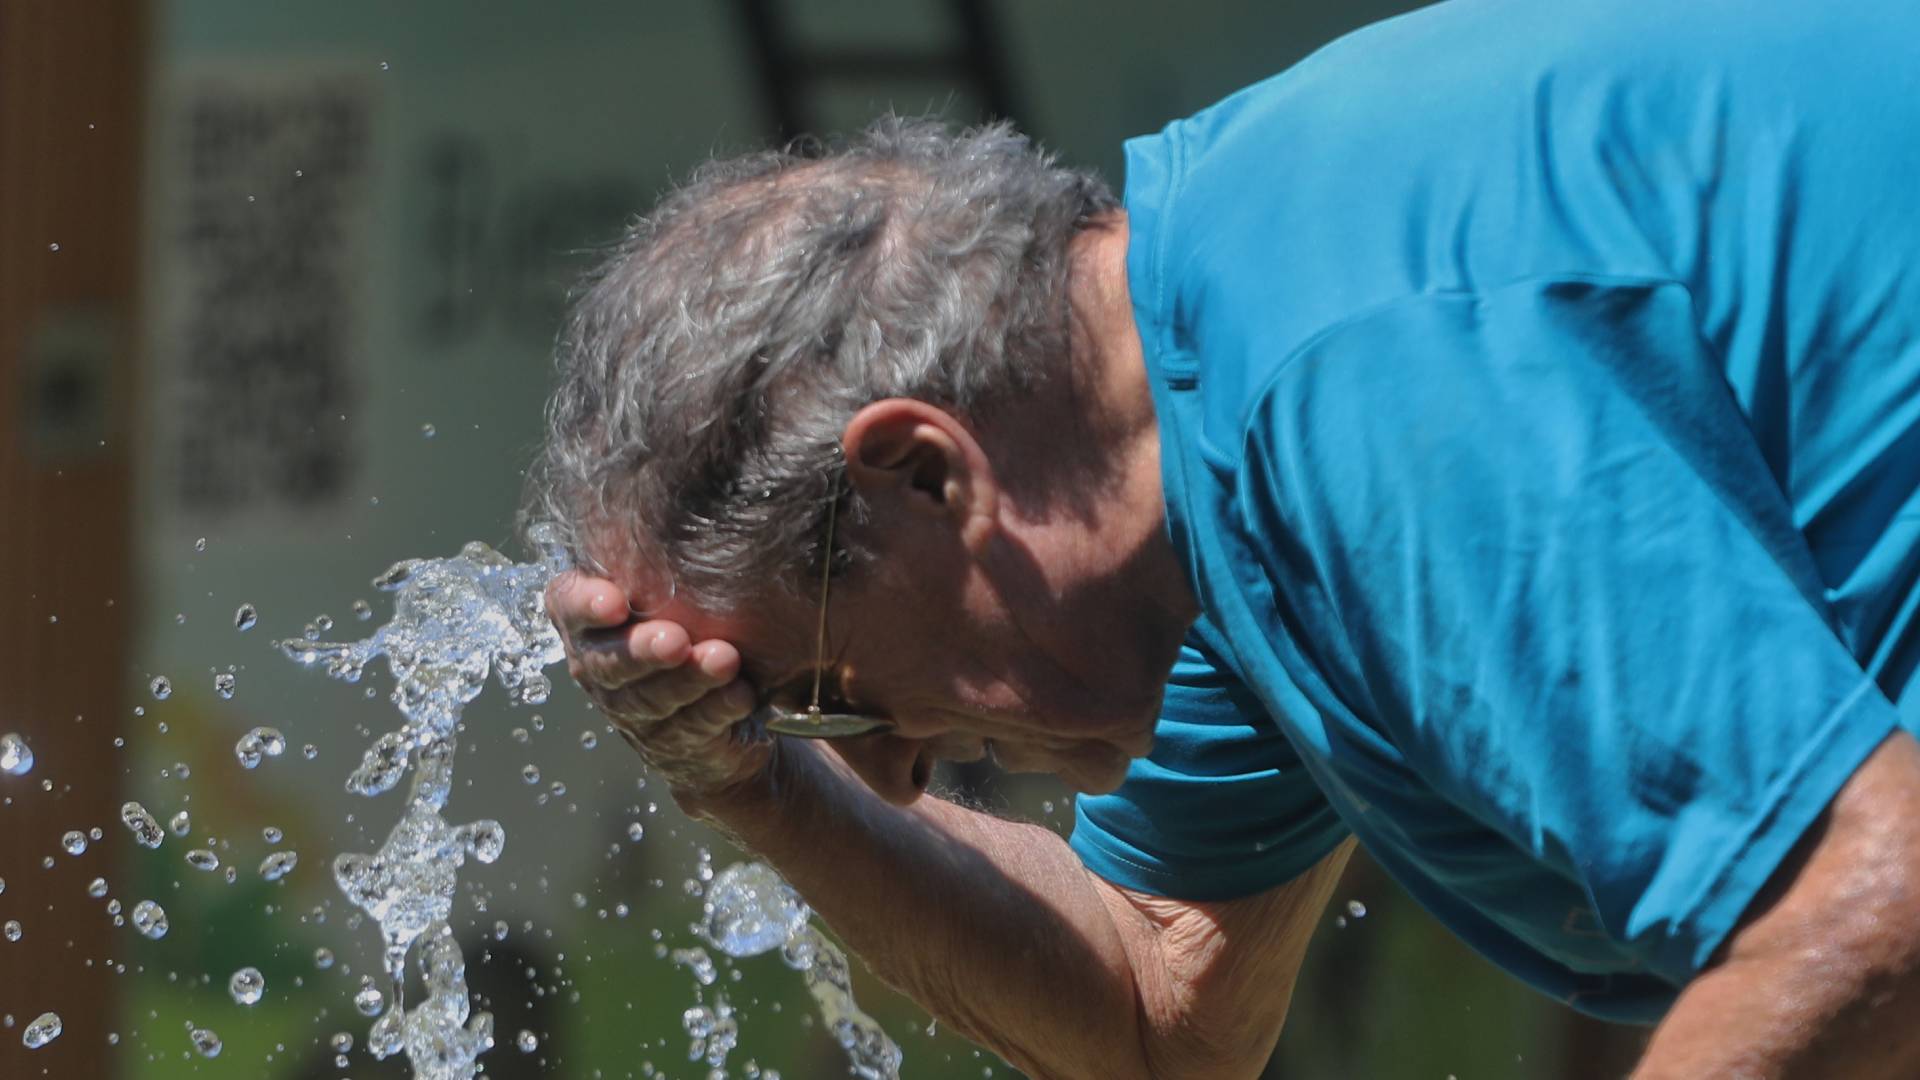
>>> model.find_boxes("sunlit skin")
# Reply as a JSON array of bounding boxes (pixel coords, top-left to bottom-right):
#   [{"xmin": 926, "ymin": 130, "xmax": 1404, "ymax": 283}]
[
  {"xmin": 547, "ymin": 207, "xmax": 1920, "ymax": 1080},
  {"xmin": 554, "ymin": 215, "xmax": 1198, "ymax": 806}
]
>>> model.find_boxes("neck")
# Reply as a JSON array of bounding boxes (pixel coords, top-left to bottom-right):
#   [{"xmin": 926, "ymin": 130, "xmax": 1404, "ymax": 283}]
[
  {"xmin": 1068, "ymin": 213, "xmax": 1198, "ymax": 629},
  {"xmin": 973, "ymin": 214, "xmax": 1198, "ymax": 728}
]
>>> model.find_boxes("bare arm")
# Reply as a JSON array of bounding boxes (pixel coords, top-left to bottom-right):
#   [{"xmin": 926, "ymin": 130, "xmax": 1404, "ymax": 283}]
[
  {"xmin": 1637, "ymin": 731, "xmax": 1920, "ymax": 1078},
  {"xmin": 690, "ymin": 740, "xmax": 1353, "ymax": 1080},
  {"xmin": 548, "ymin": 571, "xmax": 1347, "ymax": 1078}
]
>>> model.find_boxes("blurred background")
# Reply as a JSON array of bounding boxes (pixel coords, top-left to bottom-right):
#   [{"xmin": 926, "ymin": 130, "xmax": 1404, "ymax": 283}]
[{"xmin": 0, "ymin": 1, "xmax": 1649, "ymax": 1077}]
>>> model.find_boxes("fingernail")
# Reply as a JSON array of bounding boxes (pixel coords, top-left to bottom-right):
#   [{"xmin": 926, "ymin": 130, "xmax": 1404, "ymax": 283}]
[{"xmin": 649, "ymin": 631, "xmax": 679, "ymax": 661}]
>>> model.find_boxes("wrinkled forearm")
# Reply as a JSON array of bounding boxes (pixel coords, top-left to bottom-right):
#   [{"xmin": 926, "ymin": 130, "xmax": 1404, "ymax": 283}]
[
  {"xmin": 1636, "ymin": 947, "xmax": 1920, "ymax": 1079},
  {"xmin": 682, "ymin": 740, "xmax": 1165, "ymax": 1080},
  {"xmin": 1636, "ymin": 735, "xmax": 1920, "ymax": 1080}
]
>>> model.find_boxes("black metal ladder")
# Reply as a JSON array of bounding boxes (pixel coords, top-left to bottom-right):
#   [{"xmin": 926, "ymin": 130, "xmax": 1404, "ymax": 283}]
[{"xmin": 732, "ymin": 0, "xmax": 1022, "ymax": 138}]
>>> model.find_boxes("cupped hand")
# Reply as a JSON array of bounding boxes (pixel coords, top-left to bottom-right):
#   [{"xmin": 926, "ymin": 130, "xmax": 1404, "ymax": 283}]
[{"xmin": 545, "ymin": 569, "xmax": 772, "ymax": 799}]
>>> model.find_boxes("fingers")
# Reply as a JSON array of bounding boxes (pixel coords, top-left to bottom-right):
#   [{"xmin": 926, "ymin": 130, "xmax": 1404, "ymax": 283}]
[
  {"xmin": 546, "ymin": 570, "xmax": 630, "ymax": 635},
  {"xmin": 570, "ymin": 619, "xmax": 687, "ymax": 687},
  {"xmin": 570, "ymin": 620, "xmax": 730, "ymax": 689},
  {"xmin": 590, "ymin": 643, "xmax": 743, "ymax": 719}
]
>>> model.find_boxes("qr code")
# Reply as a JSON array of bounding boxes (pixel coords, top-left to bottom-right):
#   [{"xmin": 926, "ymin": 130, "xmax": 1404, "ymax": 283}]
[{"xmin": 158, "ymin": 77, "xmax": 372, "ymax": 514}]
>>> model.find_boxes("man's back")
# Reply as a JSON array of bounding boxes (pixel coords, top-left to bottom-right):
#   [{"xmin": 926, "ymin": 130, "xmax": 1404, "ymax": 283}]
[
  {"xmin": 1162, "ymin": 0, "xmax": 1920, "ymax": 710},
  {"xmin": 1077, "ymin": 0, "xmax": 1920, "ymax": 1021}
]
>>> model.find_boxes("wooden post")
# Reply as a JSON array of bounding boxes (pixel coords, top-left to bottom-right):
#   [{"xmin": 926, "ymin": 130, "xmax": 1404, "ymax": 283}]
[{"xmin": 0, "ymin": 2, "xmax": 144, "ymax": 1075}]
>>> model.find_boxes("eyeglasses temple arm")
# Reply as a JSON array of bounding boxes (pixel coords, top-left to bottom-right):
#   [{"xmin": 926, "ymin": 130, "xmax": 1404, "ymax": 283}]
[{"xmin": 807, "ymin": 492, "xmax": 837, "ymax": 713}]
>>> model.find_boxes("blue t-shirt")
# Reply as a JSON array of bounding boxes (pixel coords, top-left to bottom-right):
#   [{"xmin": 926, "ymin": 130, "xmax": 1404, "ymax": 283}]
[{"xmin": 1070, "ymin": 0, "xmax": 1920, "ymax": 1024}]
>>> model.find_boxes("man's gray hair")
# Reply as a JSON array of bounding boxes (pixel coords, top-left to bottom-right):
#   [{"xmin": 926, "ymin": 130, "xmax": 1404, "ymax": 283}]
[{"xmin": 527, "ymin": 115, "xmax": 1118, "ymax": 612}]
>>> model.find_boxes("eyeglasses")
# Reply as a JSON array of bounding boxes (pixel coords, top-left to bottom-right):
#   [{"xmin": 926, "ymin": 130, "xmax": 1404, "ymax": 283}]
[{"xmin": 756, "ymin": 493, "xmax": 897, "ymax": 740}]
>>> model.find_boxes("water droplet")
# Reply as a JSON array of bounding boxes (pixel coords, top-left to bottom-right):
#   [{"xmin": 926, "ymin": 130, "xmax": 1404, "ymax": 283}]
[
  {"xmin": 168, "ymin": 809, "xmax": 190, "ymax": 836},
  {"xmin": 0, "ymin": 733, "xmax": 33, "ymax": 775},
  {"xmin": 213, "ymin": 672, "xmax": 236, "ymax": 699},
  {"xmin": 516, "ymin": 1029, "xmax": 538, "ymax": 1053},
  {"xmin": 194, "ymin": 537, "xmax": 207, "ymax": 553},
  {"xmin": 313, "ymin": 947, "xmax": 335, "ymax": 969},
  {"xmin": 234, "ymin": 726, "xmax": 285, "ymax": 769},
  {"xmin": 262, "ymin": 825, "xmax": 283, "ymax": 844},
  {"xmin": 234, "ymin": 733, "xmax": 263, "ymax": 769},
  {"xmin": 131, "ymin": 899, "xmax": 169, "ymax": 939},
  {"xmin": 521, "ymin": 764, "xmax": 540, "ymax": 784},
  {"xmin": 234, "ymin": 604, "xmax": 257, "ymax": 631},
  {"xmin": 352, "ymin": 983, "xmax": 384, "ymax": 1016},
  {"xmin": 120, "ymin": 802, "xmax": 163, "ymax": 848},
  {"xmin": 185, "ymin": 849, "xmax": 219, "ymax": 872},
  {"xmin": 352, "ymin": 599, "xmax": 372, "ymax": 621},
  {"xmin": 379, "ymin": 60, "xmax": 390, "ymax": 70},
  {"xmin": 87, "ymin": 877, "xmax": 108, "ymax": 898},
  {"xmin": 671, "ymin": 946, "xmax": 719, "ymax": 986},
  {"xmin": 61, "ymin": 830, "xmax": 87, "ymax": 855},
  {"xmin": 47, "ymin": 242, "xmax": 60, "ymax": 252},
  {"xmin": 3, "ymin": 920, "xmax": 21, "ymax": 941},
  {"xmin": 579, "ymin": 730, "xmax": 598, "ymax": 750},
  {"xmin": 627, "ymin": 822, "xmax": 645, "ymax": 842},
  {"xmin": 702, "ymin": 862, "xmax": 811, "ymax": 958},
  {"xmin": 456, "ymin": 819, "xmax": 506, "ymax": 864},
  {"xmin": 259, "ymin": 851, "xmax": 298, "ymax": 881},
  {"xmin": 189, "ymin": 1026, "xmax": 222, "ymax": 1057},
  {"xmin": 1346, "ymin": 899, "xmax": 1367, "ymax": 919},
  {"xmin": 149, "ymin": 675, "xmax": 172, "ymax": 700},
  {"xmin": 22, "ymin": 1012, "xmax": 61, "ymax": 1048},
  {"xmin": 331, "ymin": 1031, "xmax": 353, "ymax": 1052},
  {"xmin": 228, "ymin": 967, "xmax": 265, "ymax": 1005},
  {"xmin": 421, "ymin": 423, "xmax": 436, "ymax": 438},
  {"xmin": 302, "ymin": 743, "xmax": 318, "ymax": 759},
  {"xmin": 511, "ymin": 727, "xmax": 529, "ymax": 743}
]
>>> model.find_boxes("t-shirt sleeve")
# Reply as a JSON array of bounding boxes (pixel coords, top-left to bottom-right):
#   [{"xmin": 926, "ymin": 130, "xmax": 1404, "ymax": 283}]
[
  {"xmin": 1243, "ymin": 276, "xmax": 1902, "ymax": 984},
  {"xmin": 1070, "ymin": 618, "xmax": 1351, "ymax": 901}
]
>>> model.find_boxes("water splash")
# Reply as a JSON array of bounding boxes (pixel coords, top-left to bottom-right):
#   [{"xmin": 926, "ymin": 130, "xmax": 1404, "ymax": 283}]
[
  {"xmin": 278, "ymin": 529, "xmax": 565, "ymax": 1079},
  {"xmin": 702, "ymin": 861, "xmax": 903, "ymax": 1080},
  {"xmin": 279, "ymin": 527, "xmax": 902, "ymax": 1079}
]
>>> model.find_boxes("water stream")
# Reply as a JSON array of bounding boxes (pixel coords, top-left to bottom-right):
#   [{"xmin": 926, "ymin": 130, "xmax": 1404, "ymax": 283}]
[{"xmin": 277, "ymin": 526, "xmax": 901, "ymax": 1078}]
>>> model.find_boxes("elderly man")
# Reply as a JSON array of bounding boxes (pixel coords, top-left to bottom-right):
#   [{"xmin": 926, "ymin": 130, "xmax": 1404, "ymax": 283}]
[{"xmin": 532, "ymin": 1, "xmax": 1920, "ymax": 1076}]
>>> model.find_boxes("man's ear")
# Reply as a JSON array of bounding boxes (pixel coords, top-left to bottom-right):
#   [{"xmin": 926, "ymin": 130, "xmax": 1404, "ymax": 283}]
[{"xmin": 841, "ymin": 398, "xmax": 998, "ymax": 556}]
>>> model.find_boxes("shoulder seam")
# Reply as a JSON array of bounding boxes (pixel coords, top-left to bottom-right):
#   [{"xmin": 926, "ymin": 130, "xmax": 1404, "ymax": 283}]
[{"xmin": 1248, "ymin": 270, "xmax": 1693, "ymax": 410}]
